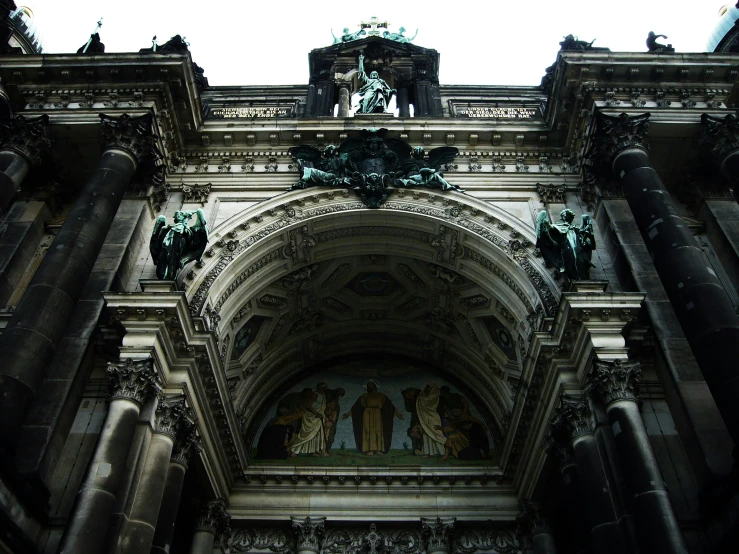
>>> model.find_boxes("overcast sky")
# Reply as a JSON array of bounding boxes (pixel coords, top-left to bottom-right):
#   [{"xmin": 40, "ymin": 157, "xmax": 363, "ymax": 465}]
[{"xmin": 23, "ymin": 0, "xmax": 723, "ymax": 87}]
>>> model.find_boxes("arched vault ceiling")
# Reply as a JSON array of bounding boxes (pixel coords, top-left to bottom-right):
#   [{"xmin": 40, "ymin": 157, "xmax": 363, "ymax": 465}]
[{"xmin": 183, "ymin": 189, "xmax": 561, "ymax": 440}]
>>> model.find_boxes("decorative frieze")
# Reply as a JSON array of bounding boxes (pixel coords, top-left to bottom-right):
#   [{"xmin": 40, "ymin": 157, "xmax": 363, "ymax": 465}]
[
  {"xmin": 107, "ymin": 357, "xmax": 160, "ymax": 406},
  {"xmin": 99, "ymin": 113, "xmax": 158, "ymax": 165},
  {"xmin": 0, "ymin": 114, "xmax": 50, "ymax": 165},
  {"xmin": 586, "ymin": 359, "xmax": 642, "ymax": 405}
]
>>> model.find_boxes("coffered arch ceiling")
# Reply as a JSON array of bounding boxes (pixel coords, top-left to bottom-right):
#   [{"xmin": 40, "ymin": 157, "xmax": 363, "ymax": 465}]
[{"xmin": 185, "ymin": 189, "xmax": 560, "ymax": 446}]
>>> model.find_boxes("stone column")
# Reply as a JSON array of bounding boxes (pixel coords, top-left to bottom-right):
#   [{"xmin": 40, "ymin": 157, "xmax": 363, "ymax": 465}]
[
  {"xmin": 291, "ymin": 516, "xmax": 325, "ymax": 554},
  {"xmin": 190, "ymin": 500, "xmax": 231, "ymax": 554},
  {"xmin": 150, "ymin": 425, "xmax": 201, "ymax": 554},
  {"xmin": 397, "ymin": 85, "xmax": 410, "ymax": 118},
  {"xmin": 552, "ymin": 396, "xmax": 630, "ymax": 554},
  {"xmin": 0, "ymin": 113, "xmax": 157, "ymax": 451},
  {"xmin": 517, "ymin": 502, "xmax": 557, "ymax": 554},
  {"xmin": 420, "ymin": 517, "xmax": 455, "ymax": 554},
  {"xmin": 0, "ymin": 114, "xmax": 49, "ymax": 213},
  {"xmin": 337, "ymin": 85, "xmax": 351, "ymax": 117},
  {"xmin": 699, "ymin": 112, "xmax": 739, "ymax": 200},
  {"xmin": 587, "ymin": 360, "xmax": 688, "ymax": 553},
  {"xmin": 58, "ymin": 358, "xmax": 159, "ymax": 554},
  {"xmin": 589, "ymin": 112, "xmax": 739, "ymax": 447},
  {"xmin": 119, "ymin": 396, "xmax": 191, "ymax": 554}
]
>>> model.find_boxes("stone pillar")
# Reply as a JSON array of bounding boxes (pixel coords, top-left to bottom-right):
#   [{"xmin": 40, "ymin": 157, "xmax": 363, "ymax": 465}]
[
  {"xmin": 420, "ymin": 517, "xmax": 455, "ymax": 554},
  {"xmin": 151, "ymin": 425, "xmax": 201, "ymax": 554},
  {"xmin": 552, "ymin": 396, "xmax": 631, "ymax": 554},
  {"xmin": 397, "ymin": 85, "xmax": 410, "ymax": 118},
  {"xmin": 337, "ymin": 85, "xmax": 351, "ymax": 117},
  {"xmin": 517, "ymin": 502, "xmax": 557, "ymax": 554},
  {"xmin": 699, "ymin": 112, "xmax": 739, "ymax": 201},
  {"xmin": 190, "ymin": 500, "xmax": 231, "ymax": 554},
  {"xmin": 118, "ymin": 397, "xmax": 191, "ymax": 554},
  {"xmin": 0, "ymin": 114, "xmax": 49, "ymax": 213},
  {"xmin": 58, "ymin": 358, "xmax": 159, "ymax": 554},
  {"xmin": 291, "ymin": 516, "xmax": 325, "ymax": 554},
  {"xmin": 589, "ymin": 112, "xmax": 739, "ymax": 447},
  {"xmin": 0, "ymin": 113, "xmax": 157, "ymax": 451},
  {"xmin": 587, "ymin": 359, "xmax": 688, "ymax": 553}
]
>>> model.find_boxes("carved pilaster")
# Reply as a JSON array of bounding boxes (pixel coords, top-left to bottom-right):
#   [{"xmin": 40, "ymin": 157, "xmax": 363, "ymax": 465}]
[
  {"xmin": 107, "ymin": 357, "xmax": 160, "ymax": 406},
  {"xmin": 420, "ymin": 517, "xmax": 455, "ymax": 554},
  {"xmin": 154, "ymin": 396, "xmax": 191, "ymax": 439},
  {"xmin": 170, "ymin": 423, "xmax": 201, "ymax": 468},
  {"xmin": 587, "ymin": 359, "xmax": 641, "ymax": 406},
  {"xmin": 99, "ymin": 113, "xmax": 158, "ymax": 165},
  {"xmin": 292, "ymin": 516, "xmax": 326, "ymax": 554},
  {"xmin": 587, "ymin": 112, "xmax": 650, "ymax": 171},
  {"xmin": 552, "ymin": 395, "xmax": 593, "ymax": 441},
  {"xmin": 699, "ymin": 112, "xmax": 739, "ymax": 163},
  {"xmin": 195, "ymin": 499, "xmax": 231, "ymax": 541},
  {"xmin": 0, "ymin": 114, "xmax": 50, "ymax": 165}
]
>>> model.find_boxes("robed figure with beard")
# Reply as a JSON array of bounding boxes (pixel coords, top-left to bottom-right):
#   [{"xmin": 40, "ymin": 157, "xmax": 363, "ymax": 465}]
[{"xmin": 342, "ymin": 381, "xmax": 402, "ymax": 455}]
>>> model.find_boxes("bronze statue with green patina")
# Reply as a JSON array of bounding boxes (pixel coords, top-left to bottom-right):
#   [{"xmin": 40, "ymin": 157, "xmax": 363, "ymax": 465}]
[
  {"xmin": 356, "ymin": 53, "xmax": 396, "ymax": 114},
  {"xmin": 535, "ymin": 209, "xmax": 595, "ymax": 280},
  {"xmin": 150, "ymin": 209, "xmax": 209, "ymax": 280}
]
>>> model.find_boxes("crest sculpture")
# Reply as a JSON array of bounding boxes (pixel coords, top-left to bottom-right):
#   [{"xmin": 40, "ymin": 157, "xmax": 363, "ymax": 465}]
[
  {"xmin": 289, "ymin": 128, "xmax": 463, "ymax": 208},
  {"xmin": 535, "ymin": 209, "xmax": 595, "ymax": 280},
  {"xmin": 150, "ymin": 208, "xmax": 209, "ymax": 280}
]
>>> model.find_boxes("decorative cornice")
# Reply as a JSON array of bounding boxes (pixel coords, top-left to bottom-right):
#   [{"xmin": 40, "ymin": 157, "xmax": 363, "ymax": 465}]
[
  {"xmin": 292, "ymin": 516, "xmax": 326, "ymax": 554},
  {"xmin": 99, "ymin": 112, "xmax": 159, "ymax": 165},
  {"xmin": 107, "ymin": 357, "xmax": 160, "ymax": 406},
  {"xmin": 699, "ymin": 112, "xmax": 739, "ymax": 163},
  {"xmin": 0, "ymin": 114, "xmax": 50, "ymax": 165},
  {"xmin": 154, "ymin": 396, "xmax": 192, "ymax": 438},
  {"xmin": 420, "ymin": 517, "xmax": 455, "ymax": 554},
  {"xmin": 587, "ymin": 359, "xmax": 642, "ymax": 406},
  {"xmin": 196, "ymin": 499, "xmax": 231, "ymax": 539},
  {"xmin": 552, "ymin": 395, "xmax": 592, "ymax": 441},
  {"xmin": 171, "ymin": 423, "xmax": 202, "ymax": 468},
  {"xmin": 587, "ymin": 112, "xmax": 650, "ymax": 171}
]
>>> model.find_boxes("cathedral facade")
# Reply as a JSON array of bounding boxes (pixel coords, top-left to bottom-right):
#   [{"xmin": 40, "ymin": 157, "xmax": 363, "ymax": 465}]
[{"xmin": 2, "ymin": 5, "xmax": 739, "ymax": 554}]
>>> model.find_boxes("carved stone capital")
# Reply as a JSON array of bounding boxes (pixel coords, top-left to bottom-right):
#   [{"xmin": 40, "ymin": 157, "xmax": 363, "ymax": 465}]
[
  {"xmin": 587, "ymin": 112, "xmax": 650, "ymax": 171},
  {"xmin": 154, "ymin": 396, "xmax": 192, "ymax": 438},
  {"xmin": 99, "ymin": 113, "xmax": 158, "ymax": 165},
  {"xmin": 552, "ymin": 395, "xmax": 593, "ymax": 441},
  {"xmin": 545, "ymin": 426, "xmax": 576, "ymax": 468},
  {"xmin": 420, "ymin": 517, "xmax": 455, "ymax": 554},
  {"xmin": 699, "ymin": 113, "xmax": 739, "ymax": 163},
  {"xmin": 182, "ymin": 182, "xmax": 211, "ymax": 204},
  {"xmin": 291, "ymin": 516, "xmax": 326, "ymax": 554},
  {"xmin": 107, "ymin": 357, "xmax": 160, "ymax": 406},
  {"xmin": 0, "ymin": 114, "xmax": 50, "ymax": 166},
  {"xmin": 536, "ymin": 183, "xmax": 565, "ymax": 204},
  {"xmin": 171, "ymin": 423, "xmax": 202, "ymax": 468},
  {"xmin": 196, "ymin": 499, "xmax": 231, "ymax": 540},
  {"xmin": 587, "ymin": 359, "xmax": 642, "ymax": 406},
  {"xmin": 516, "ymin": 501, "xmax": 551, "ymax": 537}
]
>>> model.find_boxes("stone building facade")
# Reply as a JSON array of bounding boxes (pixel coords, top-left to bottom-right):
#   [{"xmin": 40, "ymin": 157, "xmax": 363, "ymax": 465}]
[{"xmin": 1, "ymin": 5, "xmax": 739, "ymax": 554}]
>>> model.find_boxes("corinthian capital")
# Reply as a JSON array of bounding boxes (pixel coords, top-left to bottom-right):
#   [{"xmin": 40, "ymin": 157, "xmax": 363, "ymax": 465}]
[
  {"xmin": 154, "ymin": 396, "xmax": 192, "ymax": 438},
  {"xmin": 171, "ymin": 423, "xmax": 202, "ymax": 468},
  {"xmin": 420, "ymin": 517, "xmax": 455, "ymax": 554},
  {"xmin": 587, "ymin": 112, "xmax": 650, "ymax": 169},
  {"xmin": 516, "ymin": 501, "xmax": 551, "ymax": 537},
  {"xmin": 99, "ymin": 113, "xmax": 159, "ymax": 165},
  {"xmin": 0, "ymin": 114, "xmax": 50, "ymax": 166},
  {"xmin": 699, "ymin": 113, "xmax": 739, "ymax": 162},
  {"xmin": 552, "ymin": 395, "xmax": 593, "ymax": 441},
  {"xmin": 196, "ymin": 499, "xmax": 231, "ymax": 540},
  {"xmin": 107, "ymin": 357, "xmax": 160, "ymax": 406},
  {"xmin": 291, "ymin": 516, "xmax": 325, "ymax": 554},
  {"xmin": 587, "ymin": 359, "xmax": 641, "ymax": 406}
]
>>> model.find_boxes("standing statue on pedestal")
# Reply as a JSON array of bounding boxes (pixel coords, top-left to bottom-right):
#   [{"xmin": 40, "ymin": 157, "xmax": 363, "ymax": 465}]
[
  {"xmin": 150, "ymin": 208, "xmax": 209, "ymax": 280},
  {"xmin": 535, "ymin": 209, "xmax": 595, "ymax": 280},
  {"xmin": 356, "ymin": 53, "xmax": 396, "ymax": 114}
]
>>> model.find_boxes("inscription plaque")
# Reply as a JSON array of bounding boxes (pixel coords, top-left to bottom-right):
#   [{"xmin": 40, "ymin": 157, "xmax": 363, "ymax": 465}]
[
  {"xmin": 457, "ymin": 107, "xmax": 537, "ymax": 119},
  {"xmin": 207, "ymin": 106, "xmax": 293, "ymax": 119}
]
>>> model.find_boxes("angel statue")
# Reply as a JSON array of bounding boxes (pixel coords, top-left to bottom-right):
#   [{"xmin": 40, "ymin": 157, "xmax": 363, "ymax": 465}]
[
  {"xmin": 535, "ymin": 209, "xmax": 595, "ymax": 280},
  {"xmin": 150, "ymin": 208, "xmax": 209, "ymax": 280},
  {"xmin": 356, "ymin": 53, "xmax": 396, "ymax": 114},
  {"xmin": 397, "ymin": 146, "xmax": 465, "ymax": 192}
]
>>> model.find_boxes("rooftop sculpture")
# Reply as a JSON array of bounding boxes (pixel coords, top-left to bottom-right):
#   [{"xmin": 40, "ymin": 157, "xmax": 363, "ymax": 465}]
[
  {"xmin": 356, "ymin": 53, "xmax": 396, "ymax": 114},
  {"xmin": 646, "ymin": 31, "xmax": 674, "ymax": 53},
  {"xmin": 332, "ymin": 17, "xmax": 416, "ymax": 44}
]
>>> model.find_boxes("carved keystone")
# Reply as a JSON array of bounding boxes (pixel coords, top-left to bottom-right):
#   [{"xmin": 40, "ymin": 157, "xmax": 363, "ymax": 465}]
[
  {"xmin": 586, "ymin": 359, "xmax": 642, "ymax": 406},
  {"xmin": 291, "ymin": 516, "xmax": 326, "ymax": 554},
  {"xmin": 0, "ymin": 114, "xmax": 50, "ymax": 165},
  {"xmin": 107, "ymin": 357, "xmax": 160, "ymax": 406},
  {"xmin": 587, "ymin": 112, "xmax": 650, "ymax": 171},
  {"xmin": 99, "ymin": 112, "xmax": 159, "ymax": 165},
  {"xmin": 421, "ymin": 517, "xmax": 455, "ymax": 554}
]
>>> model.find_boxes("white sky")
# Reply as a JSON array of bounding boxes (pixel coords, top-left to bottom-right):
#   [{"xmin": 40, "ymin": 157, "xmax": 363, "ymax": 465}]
[{"xmin": 24, "ymin": 0, "xmax": 724, "ymax": 87}]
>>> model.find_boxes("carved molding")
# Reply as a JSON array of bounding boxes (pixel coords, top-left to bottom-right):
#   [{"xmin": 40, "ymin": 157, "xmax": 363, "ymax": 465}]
[
  {"xmin": 195, "ymin": 499, "xmax": 231, "ymax": 540},
  {"xmin": 99, "ymin": 113, "xmax": 158, "ymax": 165},
  {"xmin": 587, "ymin": 358, "xmax": 642, "ymax": 406},
  {"xmin": 292, "ymin": 516, "xmax": 326, "ymax": 554},
  {"xmin": 107, "ymin": 357, "xmax": 160, "ymax": 406},
  {"xmin": 587, "ymin": 112, "xmax": 650, "ymax": 170},
  {"xmin": 420, "ymin": 517, "xmax": 455, "ymax": 554},
  {"xmin": 154, "ymin": 396, "xmax": 192, "ymax": 439},
  {"xmin": 552, "ymin": 395, "xmax": 592, "ymax": 441},
  {"xmin": 0, "ymin": 114, "xmax": 50, "ymax": 165}
]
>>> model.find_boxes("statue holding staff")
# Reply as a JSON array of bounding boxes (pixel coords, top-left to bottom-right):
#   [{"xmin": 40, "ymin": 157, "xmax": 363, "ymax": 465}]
[{"xmin": 356, "ymin": 53, "xmax": 396, "ymax": 114}]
